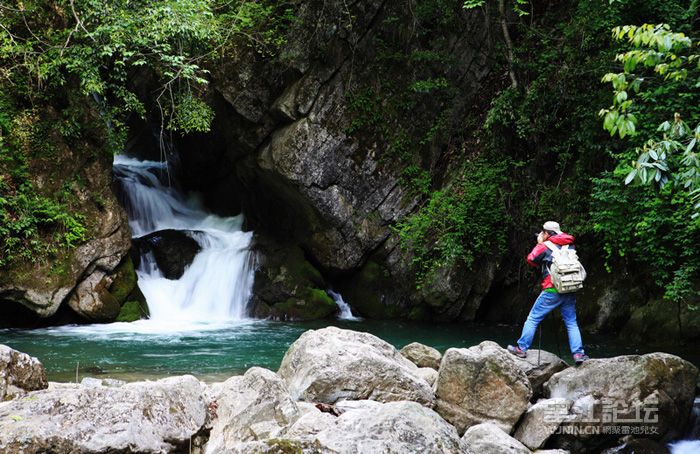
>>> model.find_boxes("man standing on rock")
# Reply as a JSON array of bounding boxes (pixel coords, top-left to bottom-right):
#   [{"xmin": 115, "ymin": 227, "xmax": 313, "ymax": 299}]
[{"xmin": 508, "ymin": 221, "xmax": 589, "ymax": 365}]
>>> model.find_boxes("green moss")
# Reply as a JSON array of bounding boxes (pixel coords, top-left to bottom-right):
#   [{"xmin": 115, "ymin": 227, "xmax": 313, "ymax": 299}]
[
  {"xmin": 263, "ymin": 439, "xmax": 304, "ymax": 454},
  {"xmin": 116, "ymin": 300, "xmax": 148, "ymax": 322},
  {"xmin": 107, "ymin": 258, "xmax": 137, "ymax": 304},
  {"xmin": 271, "ymin": 288, "xmax": 337, "ymax": 321}
]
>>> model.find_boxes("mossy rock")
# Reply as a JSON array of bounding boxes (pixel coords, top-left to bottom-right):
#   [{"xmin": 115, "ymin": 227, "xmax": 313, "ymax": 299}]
[
  {"xmin": 116, "ymin": 300, "xmax": 149, "ymax": 322},
  {"xmin": 342, "ymin": 260, "xmax": 402, "ymax": 319},
  {"xmin": 621, "ymin": 299, "xmax": 700, "ymax": 344},
  {"xmin": 263, "ymin": 439, "xmax": 304, "ymax": 454},
  {"xmin": 107, "ymin": 257, "xmax": 137, "ymax": 304},
  {"xmin": 268, "ymin": 288, "xmax": 337, "ymax": 321}
]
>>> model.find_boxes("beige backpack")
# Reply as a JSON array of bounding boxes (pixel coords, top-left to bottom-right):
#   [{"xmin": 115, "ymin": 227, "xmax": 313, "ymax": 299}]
[{"xmin": 544, "ymin": 241, "xmax": 587, "ymax": 293}]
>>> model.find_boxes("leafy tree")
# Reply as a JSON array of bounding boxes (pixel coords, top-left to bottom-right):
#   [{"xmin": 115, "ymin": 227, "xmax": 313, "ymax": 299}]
[
  {"xmin": 594, "ymin": 18, "xmax": 700, "ymax": 309},
  {"xmin": 0, "ymin": 0, "xmax": 291, "ymax": 142},
  {"xmin": 600, "ymin": 23, "xmax": 700, "ymax": 215}
]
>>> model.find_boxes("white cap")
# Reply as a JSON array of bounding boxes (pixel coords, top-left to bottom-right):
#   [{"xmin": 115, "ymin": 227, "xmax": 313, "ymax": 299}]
[{"xmin": 543, "ymin": 221, "xmax": 562, "ymax": 234}]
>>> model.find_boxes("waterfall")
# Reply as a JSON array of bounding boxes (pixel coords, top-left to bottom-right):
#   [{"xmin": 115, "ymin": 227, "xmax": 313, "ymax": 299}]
[
  {"xmin": 113, "ymin": 155, "xmax": 255, "ymax": 323},
  {"xmin": 327, "ymin": 290, "xmax": 361, "ymax": 321}
]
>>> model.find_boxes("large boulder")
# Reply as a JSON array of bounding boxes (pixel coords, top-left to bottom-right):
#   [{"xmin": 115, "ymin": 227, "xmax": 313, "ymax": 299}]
[
  {"xmin": 314, "ymin": 401, "xmax": 471, "ymax": 454},
  {"xmin": 132, "ymin": 229, "xmax": 201, "ymax": 279},
  {"xmin": 545, "ymin": 353, "xmax": 699, "ymax": 451},
  {"xmin": 461, "ymin": 422, "xmax": 531, "ymax": 454},
  {"xmin": 248, "ymin": 237, "xmax": 337, "ymax": 321},
  {"xmin": 206, "ymin": 367, "xmax": 301, "ymax": 453},
  {"xmin": 0, "ymin": 375, "xmax": 207, "ymax": 453},
  {"xmin": 222, "ymin": 400, "xmax": 470, "ymax": 454},
  {"xmin": 510, "ymin": 349, "xmax": 569, "ymax": 397},
  {"xmin": 514, "ymin": 398, "xmax": 572, "ymax": 450},
  {"xmin": 0, "ymin": 345, "xmax": 47, "ymax": 400},
  {"xmin": 400, "ymin": 342, "xmax": 442, "ymax": 369},
  {"xmin": 277, "ymin": 327, "xmax": 434, "ymax": 406},
  {"xmin": 434, "ymin": 341, "xmax": 532, "ymax": 434}
]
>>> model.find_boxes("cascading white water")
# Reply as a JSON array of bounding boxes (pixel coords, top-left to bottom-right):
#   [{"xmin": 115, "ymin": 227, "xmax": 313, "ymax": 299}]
[
  {"xmin": 327, "ymin": 290, "xmax": 361, "ymax": 321},
  {"xmin": 113, "ymin": 155, "xmax": 255, "ymax": 323}
]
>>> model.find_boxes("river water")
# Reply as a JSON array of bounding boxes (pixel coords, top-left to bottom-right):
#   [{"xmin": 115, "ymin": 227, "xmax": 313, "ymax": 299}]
[
  {"xmin": 0, "ymin": 318, "xmax": 698, "ymax": 383},
  {"xmin": 2, "ymin": 154, "xmax": 699, "ymax": 381}
]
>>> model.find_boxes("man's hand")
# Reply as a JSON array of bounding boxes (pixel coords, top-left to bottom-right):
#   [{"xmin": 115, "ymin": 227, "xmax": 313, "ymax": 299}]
[{"xmin": 537, "ymin": 231, "xmax": 546, "ymax": 244}]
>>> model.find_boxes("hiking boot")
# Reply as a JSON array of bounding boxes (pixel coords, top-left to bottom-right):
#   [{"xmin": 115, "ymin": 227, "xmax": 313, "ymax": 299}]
[
  {"xmin": 573, "ymin": 353, "xmax": 589, "ymax": 366},
  {"xmin": 507, "ymin": 345, "xmax": 527, "ymax": 358}
]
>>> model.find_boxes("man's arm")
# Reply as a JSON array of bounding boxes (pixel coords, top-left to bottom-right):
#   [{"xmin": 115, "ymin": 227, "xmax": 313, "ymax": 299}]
[{"xmin": 526, "ymin": 243, "xmax": 548, "ymax": 267}]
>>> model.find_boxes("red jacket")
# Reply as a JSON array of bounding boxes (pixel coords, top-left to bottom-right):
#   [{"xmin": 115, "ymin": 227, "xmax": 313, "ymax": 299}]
[{"xmin": 526, "ymin": 233, "xmax": 576, "ymax": 290}]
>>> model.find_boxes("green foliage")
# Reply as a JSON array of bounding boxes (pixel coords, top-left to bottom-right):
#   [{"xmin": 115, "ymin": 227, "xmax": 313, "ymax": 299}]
[
  {"xmin": 0, "ymin": 135, "xmax": 86, "ymax": 267},
  {"xmin": 396, "ymin": 157, "xmax": 508, "ymax": 287},
  {"xmin": 0, "ymin": 0, "xmax": 296, "ymax": 268},
  {"xmin": 600, "ymin": 23, "xmax": 700, "ymax": 215},
  {"xmin": 0, "ymin": 0, "xmax": 294, "ymax": 147},
  {"xmin": 591, "ymin": 172, "xmax": 700, "ymax": 304},
  {"xmin": 463, "ymin": 0, "xmax": 530, "ymax": 17},
  {"xmin": 168, "ymin": 95, "xmax": 215, "ymax": 134}
]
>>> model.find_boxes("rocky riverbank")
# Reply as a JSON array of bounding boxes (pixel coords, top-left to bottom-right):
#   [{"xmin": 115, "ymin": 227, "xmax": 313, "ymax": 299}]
[{"xmin": 1, "ymin": 327, "xmax": 698, "ymax": 453}]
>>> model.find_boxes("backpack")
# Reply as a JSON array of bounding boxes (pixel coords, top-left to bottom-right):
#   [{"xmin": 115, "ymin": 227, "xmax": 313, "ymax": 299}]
[{"xmin": 543, "ymin": 241, "xmax": 587, "ymax": 293}]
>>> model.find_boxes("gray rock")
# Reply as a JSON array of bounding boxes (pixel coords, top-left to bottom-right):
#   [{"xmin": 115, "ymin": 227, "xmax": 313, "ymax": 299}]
[
  {"xmin": 206, "ymin": 367, "xmax": 301, "ymax": 453},
  {"xmin": 417, "ymin": 367, "xmax": 439, "ymax": 386},
  {"xmin": 315, "ymin": 400, "xmax": 471, "ymax": 454},
  {"xmin": 434, "ymin": 341, "xmax": 532, "ymax": 434},
  {"xmin": 278, "ymin": 327, "xmax": 434, "ymax": 406},
  {"xmin": 335, "ymin": 399, "xmax": 384, "ymax": 414},
  {"xmin": 511, "ymin": 349, "xmax": 568, "ymax": 396},
  {"xmin": 514, "ymin": 398, "xmax": 572, "ymax": 450},
  {"xmin": 0, "ymin": 375, "xmax": 207, "ymax": 453},
  {"xmin": 545, "ymin": 353, "xmax": 699, "ymax": 450},
  {"xmin": 400, "ymin": 342, "xmax": 442, "ymax": 369},
  {"xmin": 461, "ymin": 422, "xmax": 531, "ymax": 454},
  {"xmin": 0, "ymin": 345, "xmax": 47, "ymax": 401},
  {"xmin": 284, "ymin": 404, "xmax": 335, "ymax": 439},
  {"xmin": 80, "ymin": 377, "xmax": 126, "ymax": 388}
]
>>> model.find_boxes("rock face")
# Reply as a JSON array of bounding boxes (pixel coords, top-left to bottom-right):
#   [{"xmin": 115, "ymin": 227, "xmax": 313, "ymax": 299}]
[
  {"xmin": 0, "ymin": 345, "xmax": 48, "ymax": 400},
  {"xmin": 461, "ymin": 422, "xmax": 531, "ymax": 454},
  {"xmin": 277, "ymin": 327, "xmax": 434, "ymax": 406},
  {"xmin": 400, "ymin": 342, "xmax": 442, "ymax": 370},
  {"xmin": 0, "ymin": 105, "xmax": 135, "ymax": 322},
  {"xmin": 0, "ymin": 375, "xmax": 207, "ymax": 453},
  {"xmin": 164, "ymin": 0, "xmax": 501, "ymax": 321},
  {"xmin": 206, "ymin": 367, "xmax": 301, "ymax": 452},
  {"xmin": 132, "ymin": 229, "xmax": 201, "ymax": 279},
  {"xmin": 545, "ymin": 353, "xmax": 699, "ymax": 450},
  {"xmin": 434, "ymin": 341, "xmax": 532, "ymax": 434}
]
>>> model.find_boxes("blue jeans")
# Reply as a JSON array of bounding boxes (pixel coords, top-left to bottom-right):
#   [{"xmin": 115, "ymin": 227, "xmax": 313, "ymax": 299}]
[{"xmin": 517, "ymin": 291, "xmax": 584, "ymax": 355}]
